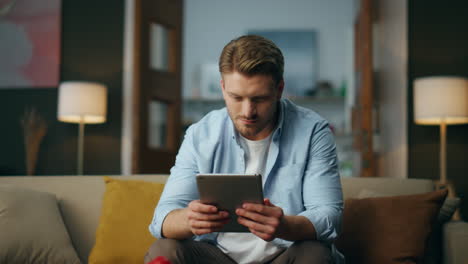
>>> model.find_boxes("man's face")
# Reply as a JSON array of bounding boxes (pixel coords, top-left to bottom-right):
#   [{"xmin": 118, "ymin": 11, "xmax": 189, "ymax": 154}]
[{"xmin": 221, "ymin": 71, "xmax": 284, "ymax": 140}]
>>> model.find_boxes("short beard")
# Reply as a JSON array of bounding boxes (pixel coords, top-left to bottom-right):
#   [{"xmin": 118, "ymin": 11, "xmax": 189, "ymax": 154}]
[
  {"xmin": 234, "ymin": 123, "xmax": 263, "ymax": 138},
  {"xmin": 226, "ymin": 101, "xmax": 279, "ymax": 140}
]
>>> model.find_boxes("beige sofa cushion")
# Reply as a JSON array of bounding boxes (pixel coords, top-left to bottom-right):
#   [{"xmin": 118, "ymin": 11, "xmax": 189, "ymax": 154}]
[{"xmin": 0, "ymin": 185, "xmax": 81, "ymax": 264}]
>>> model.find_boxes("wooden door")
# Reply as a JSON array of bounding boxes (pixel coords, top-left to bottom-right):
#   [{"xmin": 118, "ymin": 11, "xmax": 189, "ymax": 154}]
[
  {"xmin": 131, "ymin": 0, "xmax": 183, "ymax": 174},
  {"xmin": 353, "ymin": 0, "xmax": 376, "ymax": 177}
]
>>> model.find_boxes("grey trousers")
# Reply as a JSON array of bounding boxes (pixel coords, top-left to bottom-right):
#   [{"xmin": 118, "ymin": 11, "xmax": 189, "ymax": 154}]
[{"xmin": 144, "ymin": 238, "xmax": 333, "ymax": 264}]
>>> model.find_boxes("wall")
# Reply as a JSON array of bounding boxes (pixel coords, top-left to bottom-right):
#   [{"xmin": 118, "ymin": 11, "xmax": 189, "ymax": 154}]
[
  {"xmin": 182, "ymin": 0, "xmax": 355, "ymax": 98},
  {"xmin": 373, "ymin": 0, "xmax": 408, "ymax": 178},
  {"xmin": 0, "ymin": 1, "xmax": 124, "ymax": 175},
  {"xmin": 408, "ymin": 0, "xmax": 468, "ymax": 220}
]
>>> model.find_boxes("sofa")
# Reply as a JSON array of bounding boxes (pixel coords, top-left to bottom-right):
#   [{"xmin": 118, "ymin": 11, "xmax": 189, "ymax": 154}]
[{"xmin": 0, "ymin": 175, "xmax": 467, "ymax": 264}]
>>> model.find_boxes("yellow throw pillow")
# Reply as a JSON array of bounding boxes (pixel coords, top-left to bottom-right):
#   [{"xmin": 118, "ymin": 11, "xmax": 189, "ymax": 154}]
[{"xmin": 89, "ymin": 177, "xmax": 165, "ymax": 264}]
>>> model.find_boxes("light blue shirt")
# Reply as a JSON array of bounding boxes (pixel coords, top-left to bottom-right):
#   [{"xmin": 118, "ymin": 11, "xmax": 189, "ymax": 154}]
[{"xmin": 149, "ymin": 99, "xmax": 344, "ymax": 263}]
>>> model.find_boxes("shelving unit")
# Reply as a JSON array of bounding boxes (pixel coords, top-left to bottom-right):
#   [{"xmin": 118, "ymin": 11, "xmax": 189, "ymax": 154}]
[
  {"xmin": 182, "ymin": 95, "xmax": 346, "ymax": 126},
  {"xmin": 182, "ymin": 95, "xmax": 354, "ymax": 177},
  {"xmin": 183, "ymin": 95, "xmax": 345, "ymax": 104},
  {"xmin": 182, "ymin": 95, "xmax": 348, "ymax": 136}
]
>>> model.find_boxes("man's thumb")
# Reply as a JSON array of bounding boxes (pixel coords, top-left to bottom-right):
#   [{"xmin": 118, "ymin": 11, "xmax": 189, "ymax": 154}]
[{"xmin": 264, "ymin": 198, "xmax": 274, "ymax": 206}]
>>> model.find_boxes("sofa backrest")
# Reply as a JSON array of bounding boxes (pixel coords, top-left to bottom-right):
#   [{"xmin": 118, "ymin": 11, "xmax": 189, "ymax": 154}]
[
  {"xmin": 0, "ymin": 175, "xmax": 435, "ymax": 263},
  {"xmin": 0, "ymin": 175, "xmax": 168, "ymax": 264},
  {"xmin": 341, "ymin": 177, "xmax": 434, "ymax": 198}
]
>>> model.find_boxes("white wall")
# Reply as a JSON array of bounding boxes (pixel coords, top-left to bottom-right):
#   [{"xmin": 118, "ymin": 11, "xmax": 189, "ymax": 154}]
[
  {"xmin": 374, "ymin": 0, "xmax": 408, "ymax": 178},
  {"xmin": 183, "ymin": 0, "xmax": 355, "ymax": 98}
]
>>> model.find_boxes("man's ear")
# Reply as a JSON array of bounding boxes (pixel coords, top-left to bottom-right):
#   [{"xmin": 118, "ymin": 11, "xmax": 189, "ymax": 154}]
[
  {"xmin": 220, "ymin": 78, "xmax": 227, "ymax": 100},
  {"xmin": 276, "ymin": 80, "xmax": 284, "ymax": 99}
]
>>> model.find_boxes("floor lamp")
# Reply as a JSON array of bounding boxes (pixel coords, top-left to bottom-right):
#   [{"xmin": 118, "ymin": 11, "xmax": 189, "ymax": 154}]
[
  {"xmin": 414, "ymin": 76, "xmax": 468, "ymax": 220},
  {"xmin": 57, "ymin": 81, "xmax": 107, "ymax": 175}
]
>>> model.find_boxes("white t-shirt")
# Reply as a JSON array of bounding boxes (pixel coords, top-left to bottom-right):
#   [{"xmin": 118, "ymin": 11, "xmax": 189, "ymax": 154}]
[{"xmin": 217, "ymin": 134, "xmax": 285, "ymax": 264}]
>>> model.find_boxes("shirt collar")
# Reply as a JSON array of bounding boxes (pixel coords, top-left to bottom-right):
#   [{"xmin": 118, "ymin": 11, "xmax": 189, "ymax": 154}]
[{"xmin": 274, "ymin": 98, "xmax": 286, "ymax": 139}]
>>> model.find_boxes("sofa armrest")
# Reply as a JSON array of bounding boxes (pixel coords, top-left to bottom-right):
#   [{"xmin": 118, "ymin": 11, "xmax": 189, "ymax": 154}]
[{"xmin": 443, "ymin": 221, "xmax": 468, "ymax": 264}]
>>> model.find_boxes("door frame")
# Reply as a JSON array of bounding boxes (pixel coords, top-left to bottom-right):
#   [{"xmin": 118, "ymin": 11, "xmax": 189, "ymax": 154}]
[
  {"xmin": 122, "ymin": 0, "xmax": 182, "ymax": 175},
  {"xmin": 121, "ymin": 0, "xmax": 137, "ymax": 175}
]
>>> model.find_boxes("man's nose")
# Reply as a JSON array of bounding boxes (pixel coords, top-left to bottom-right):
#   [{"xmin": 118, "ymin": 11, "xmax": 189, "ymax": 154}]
[{"xmin": 242, "ymin": 100, "xmax": 256, "ymax": 118}]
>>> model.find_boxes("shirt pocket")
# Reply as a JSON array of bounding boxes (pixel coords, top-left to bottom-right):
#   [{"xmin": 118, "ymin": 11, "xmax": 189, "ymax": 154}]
[{"xmin": 271, "ymin": 162, "xmax": 305, "ymax": 215}]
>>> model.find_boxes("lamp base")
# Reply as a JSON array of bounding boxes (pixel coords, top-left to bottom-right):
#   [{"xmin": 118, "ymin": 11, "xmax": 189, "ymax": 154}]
[{"xmin": 434, "ymin": 180, "xmax": 461, "ymax": 221}]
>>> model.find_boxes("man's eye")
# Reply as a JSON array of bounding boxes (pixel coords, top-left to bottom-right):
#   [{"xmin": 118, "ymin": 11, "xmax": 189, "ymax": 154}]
[
  {"xmin": 253, "ymin": 97, "xmax": 266, "ymax": 103},
  {"xmin": 232, "ymin": 96, "xmax": 242, "ymax": 101}
]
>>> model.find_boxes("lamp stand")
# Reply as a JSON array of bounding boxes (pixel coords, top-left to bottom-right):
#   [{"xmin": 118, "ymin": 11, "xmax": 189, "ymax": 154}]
[
  {"xmin": 440, "ymin": 120, "xmax": 447, "ymax": 185},
  {"xmin": 435, "ymin": 120, "xmax": 461, "ymax": 221},
  {"xmin": 77, "ymin": 117, "xmax": 85, "ymax": 175}
]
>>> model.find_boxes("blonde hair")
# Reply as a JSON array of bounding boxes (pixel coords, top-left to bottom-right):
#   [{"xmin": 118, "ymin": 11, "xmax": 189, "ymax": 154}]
[{"xmin": 219, "ymin": 35, "xmax": 284, "ymax": 84}]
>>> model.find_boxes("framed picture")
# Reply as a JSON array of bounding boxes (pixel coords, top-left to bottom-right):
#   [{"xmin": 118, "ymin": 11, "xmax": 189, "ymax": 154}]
[
  {"xmin": 247, "ymin": 30, "xmax": 318, "ymax": 97},
  {"xmin": 199, "ymin": 63, "xmax": 222, "ymax": 99},
  {"xmin": 0, "ymin": 0, "xmax": 62, "ymax": 88}
]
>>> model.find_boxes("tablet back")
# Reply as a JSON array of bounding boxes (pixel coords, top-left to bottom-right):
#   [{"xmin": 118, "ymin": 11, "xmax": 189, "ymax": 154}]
[{"xmin": 196, "ymin": 174, "xmax": 263, "ymax": 232}]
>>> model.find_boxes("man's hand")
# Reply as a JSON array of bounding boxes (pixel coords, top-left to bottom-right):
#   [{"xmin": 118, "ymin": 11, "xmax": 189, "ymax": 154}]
[
  {"xmin": 236, "ymin": 198, "xmax": 285, "ymax": 241},
  {"xmin": 186, "ymin": 200, "xmax": 230, "ymax": 236}
]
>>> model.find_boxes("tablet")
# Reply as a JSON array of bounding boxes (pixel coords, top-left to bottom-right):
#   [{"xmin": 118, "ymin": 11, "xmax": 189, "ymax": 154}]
[{"xmin": 196, "ymin": 173, "xmax": 264, "ymax": 232}]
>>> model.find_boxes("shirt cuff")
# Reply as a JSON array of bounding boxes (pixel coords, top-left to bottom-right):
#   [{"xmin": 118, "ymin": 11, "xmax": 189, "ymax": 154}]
[
  {"xmin": 149, "ymin": 205, "xmax": 182, "ymax": 239},
  {"xmin": 298, "ymin": 208, "xmax": 341, "ymax": 243}
]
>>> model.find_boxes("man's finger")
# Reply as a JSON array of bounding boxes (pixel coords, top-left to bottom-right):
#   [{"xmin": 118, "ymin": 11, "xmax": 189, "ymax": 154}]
[
  {"xmin": 236, "ymin": 208, "xmax": 271, "ymax": 224},
  {"xmin": 250, "ymin": 228, "xmax": 274, "ymax": 242},
  {"xmin": 190, "ymin": 219, "xmax": 229, "ymax": 229},
  {"xmin": 264, "ymin": 198, "xmax": 274, "ymax": 206},
  {"xmin": 237, "ymin": 216, "xmax": 275, "ymax": 234},
  {"xmin": 188, "ymin": 200, "xmax": 218, "ymax": 213},
  {"xmin": 242, "ymin": 203, "xmax": 281, "ymax": 217},
  {"xmin": 192, "ymin": 228, "xmax": 223, "ymax": 236},
  {"xmin": 189, "ymin": 211, "xmax": 229, "ymax": 221}
]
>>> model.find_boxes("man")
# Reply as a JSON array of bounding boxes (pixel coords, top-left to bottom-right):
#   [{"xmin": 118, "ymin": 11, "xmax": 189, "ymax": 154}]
[{"xmin": 146, "ymin": 35, "xmax": 344, "ymax": 264}]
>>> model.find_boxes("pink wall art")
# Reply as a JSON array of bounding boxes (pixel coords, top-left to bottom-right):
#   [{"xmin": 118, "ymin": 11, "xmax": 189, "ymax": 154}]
[{"xmin": 0, "ymin": 0, "xmax": 61, "ymax": 88}]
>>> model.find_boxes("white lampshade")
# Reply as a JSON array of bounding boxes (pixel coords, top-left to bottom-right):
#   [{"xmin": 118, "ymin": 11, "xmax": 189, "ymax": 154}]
[
  {"xmin": 58, "ymin": 81, "xmax": 107, "ymax": 124},
  {"xmin": 414, "ymin": 76, "xmax": 468, "ymax": 125}
]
